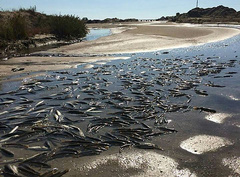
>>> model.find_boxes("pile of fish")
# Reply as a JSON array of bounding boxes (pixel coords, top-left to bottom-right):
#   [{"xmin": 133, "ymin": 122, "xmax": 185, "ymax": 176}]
[{"xmin": 0, "ymin": 52, "xmax": 238, "ymax": 176}]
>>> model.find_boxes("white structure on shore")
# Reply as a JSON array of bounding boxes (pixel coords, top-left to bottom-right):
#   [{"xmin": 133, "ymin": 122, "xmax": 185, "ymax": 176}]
[{"xmin": 138, "ymin": 19, "xmax": 156, "ymax": 22}]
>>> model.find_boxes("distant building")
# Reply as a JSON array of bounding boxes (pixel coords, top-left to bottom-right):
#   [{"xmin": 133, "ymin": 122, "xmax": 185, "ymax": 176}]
[{"xmin": 138, "ymin": 19, "xmax": 156, "ymax": 22}]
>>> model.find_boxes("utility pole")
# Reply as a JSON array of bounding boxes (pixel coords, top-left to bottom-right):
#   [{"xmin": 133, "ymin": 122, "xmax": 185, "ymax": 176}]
[{"xmin": 196, "ymin": 0, "xmax": 199, "ymax": 8}]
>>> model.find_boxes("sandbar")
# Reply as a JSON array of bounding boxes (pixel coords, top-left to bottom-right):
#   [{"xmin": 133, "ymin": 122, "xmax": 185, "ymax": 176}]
[
  {"xmin": 47, "ymin": 22, "xmax": 240, "ymax": 54},
  {"xmin": 0, "ymin": 22, "xmax": 240, "ymax": 79}
]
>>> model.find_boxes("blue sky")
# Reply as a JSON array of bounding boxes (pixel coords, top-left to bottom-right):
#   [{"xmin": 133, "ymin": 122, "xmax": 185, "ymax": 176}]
[{"xmin": 0, "ymin": 0, "xmax": 240, "ymax": 19}]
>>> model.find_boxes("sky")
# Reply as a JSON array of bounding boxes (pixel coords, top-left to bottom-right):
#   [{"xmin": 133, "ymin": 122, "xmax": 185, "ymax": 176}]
[{"xmin": 0, "ymin": 0, "xmax": 240, "ymax": 20}]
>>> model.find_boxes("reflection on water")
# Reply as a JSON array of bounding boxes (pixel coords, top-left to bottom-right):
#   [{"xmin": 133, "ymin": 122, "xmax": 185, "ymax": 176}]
[{"xmin": 85, "ymin": 29, "xmax": 112, "ymax": 41}]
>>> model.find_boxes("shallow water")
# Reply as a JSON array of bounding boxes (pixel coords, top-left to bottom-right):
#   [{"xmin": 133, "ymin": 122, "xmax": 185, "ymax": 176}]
[
  {"xmin": 0, "ymin": 28, "xmax": 112, "ymax": 60},
  {"xmin": 85, "ymin": 28, "xmax": 112, "ymax": 41},
  {"xmin": 0, "ymin": 35, "xmax": 240, "ymax": 176}
]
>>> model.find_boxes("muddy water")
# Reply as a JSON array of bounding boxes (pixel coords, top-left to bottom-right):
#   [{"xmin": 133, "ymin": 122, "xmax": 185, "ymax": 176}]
[{"xmin": 0, "ymin": 35, "xmax": 240, "ymax": 177}]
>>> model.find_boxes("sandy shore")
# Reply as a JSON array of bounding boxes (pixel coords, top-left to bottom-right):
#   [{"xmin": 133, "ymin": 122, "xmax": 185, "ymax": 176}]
[
  {"xmin": 0, "ymin": 56, "xmax": 130, "ymax": 81},
  {"xmin": 46, "ymin": 22, "xmax": 240, "ymax": 54},
  {"xmin": 0, "ymin": 22, "xmax": 239, "ymax": 79}
]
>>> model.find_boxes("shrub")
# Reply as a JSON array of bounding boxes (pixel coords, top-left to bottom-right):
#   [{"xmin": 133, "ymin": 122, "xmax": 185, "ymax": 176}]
[
  {"xmin": 0, "ymin": 14, "xmax": 28, "ymax": 40},
  {"xmin": 49, "ymin": 15, "xmax": 87, "ymax": 40},
  {"xmin": 0, "ymin": 9, "xmax": 88, "ymax": 41},
  {"xmin": 19, "ymin": 6, "xmax": 37, "ymax": 15}
]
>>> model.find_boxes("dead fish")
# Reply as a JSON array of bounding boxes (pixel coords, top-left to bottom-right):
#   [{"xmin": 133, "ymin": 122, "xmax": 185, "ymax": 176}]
[
  {"xmin": 0, "ymin": 100, "xmax": 14, "ymax": 105},
  {"xmin": 27, "ymin": 146, "xmax": 49, "ymax": 151},
  {"xmin": 223, "ymin": 75, "xmax": 233, "ymax": 78},
  {"xmin": 104, "ymin": 139, "xmax": 127, "ymax": 146},
  {"xmin": 9, "ymin": 126, "xmax": 19, "ymax": 134},
  {"xmin": 26, "ymin": 161, "xmax": 51, "ymax": 168},
  {"xmin": 18, "ymin": 164, "xmax": 40, "ymax": 176},
  {"xmin": 85, "ymin": 107, "xmax": 102, "ymax": 113},
  {"xmin": 205, "ymin": 82, "xmax": 225, "ymax": 88},
  {"xmin": 195, "ymin": 89, "xmax": 208, "ymax": 96},
  {"xmin": 0, "ymin": 158, "xmax": 24, "ymax": 165},
  {"xmin": 193, "ymin": 106, "xmax": 217, "ymax": 113},
  {"xmin": 21, "ymin": 152, "xmax": 48, "ymax": 164},
  {"xmin": 2, "ymin": 143, "xmax": 28, "ymax": 149},
  {"xmin": 11, "ymin": 68, "xmax": 24, "ymax": 72},
  {"xmin": 3, "ymin": 164, "xmax": 20, "ymax": 176},
  {"xmin": 54, "ymin": 110, "xmax": 64, "ymax": 122},
  {"xmin": 62, "ymin": 125, "xmax": 85, "ymax": 137},
  {"xmin": 225, "ymin": 72, "xmax": 237, "ymax": 74},
  {"xmin": 141, "ymin": 122, "xmax": 151, "ymax": 129},
  {"xmin": 0, "ymin": 111, "xmax": 9, "ymax": 116},
  {"xmin": 36, "ymin": 79, "xmax": 53, "ymax": 83},
  {"xmin": 158, "ymin": 127, "xmax": 178, "ymax": 133},
  {"xmin": 63, "ymin": 102, "xmax": 76, "ymax": 109},
  {"xmin": 0, "ymin": 147, "xmax": 14, "ymax": 157},
  {"xmin": 162, "ymin": 52, "xmax": 169, "ymax": 54},
  {"xmin": 145, "ymin": 132, "xmax": 165, "ymax": 137},
  {"xmin": 119, "ymin": 144, "xmax": 132, "ymax": 153},
  {"xmin": 67, "ymin": 110, "xmax": 85, "ymax": 115},
  {"xmin": 35, "ymin": 100, "xmax": 45, "ymax": 107},
  {"xmin": 44, "ymin": 141, "xmax": 52, "ymax": 150},
  {"xmin": 19, "ymin": 100, "xmax": 34, "ymax": 104}
]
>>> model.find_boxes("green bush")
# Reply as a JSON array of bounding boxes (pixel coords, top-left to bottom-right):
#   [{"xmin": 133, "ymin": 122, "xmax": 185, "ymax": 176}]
[
  {"xmin": 0, "ymin": 9, "xmax": 88, "ymax": 41},
  {"xmin": 49, "ymin": 15, "xmax": 87, "ymax": 40},
  {"xmin": 0, "ymin": 14, "xmax": 28, "ymax": 40}
]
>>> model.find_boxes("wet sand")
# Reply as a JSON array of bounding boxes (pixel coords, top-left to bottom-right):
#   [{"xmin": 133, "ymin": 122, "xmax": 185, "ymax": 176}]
[
  {"xmin": 0, "ymin": 56, "xmax": 130, "ymax": 81},
  {"xmin": 0, "ymin": 22, "xmax": 240, "ymax": 79},
  {"xmin": 47, "ymin": 22, "xmax": 240, "ymax": 54}
]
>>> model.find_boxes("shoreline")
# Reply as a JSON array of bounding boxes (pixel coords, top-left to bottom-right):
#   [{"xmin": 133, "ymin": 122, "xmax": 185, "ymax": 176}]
[
  {"xmin": 0, "ymin": 22, "xmax": 240, "ymax": 80},
  {"xmin": 46, "ymin": 22, "xmax": 240, "ymax": 55},
  {"xmin": 0, "ymin": 56, "xmax": 130, "ymax": 82},
  {"xmin": 0, "ymin": 22, "xmax": 240, "ymax": 177}
]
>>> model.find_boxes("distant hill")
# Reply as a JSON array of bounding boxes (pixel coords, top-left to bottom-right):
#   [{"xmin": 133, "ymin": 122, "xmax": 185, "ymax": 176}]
[
  {"xmin": 187, "ymin": 5, "xmax": 237, "ymax": 18},
  {"xmin": 159, "ymin": 6, "xmax": 240, "ymax": 23},
  {"xmin": 86, "ymin": 18, "xmax": 138, "ymax": 24}
]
